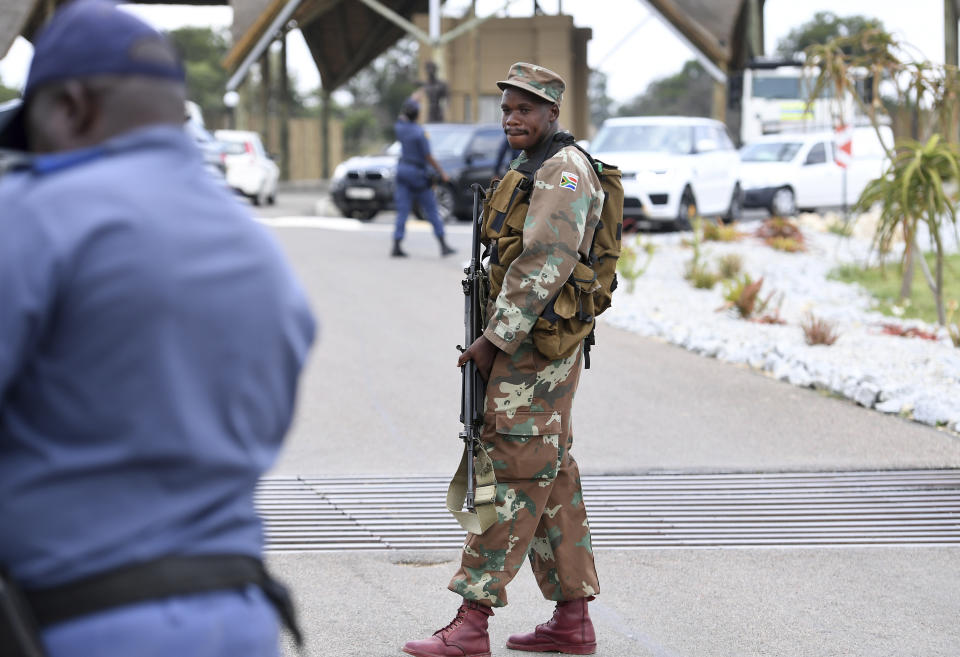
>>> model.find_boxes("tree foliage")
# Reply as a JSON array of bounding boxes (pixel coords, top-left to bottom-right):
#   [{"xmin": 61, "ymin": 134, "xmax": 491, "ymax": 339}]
[
  {"xmin": 167, "ymin": 27, "xmax": 313, "ymax": 128},
  {"xmin": 342, "ymin": 38, "xmax": 419, "ymax": 149},
  {"xmin": 166, "ymin": 27, "xmax": 231, "ymax": 126},
  {"xmin": 617, "ymin": 60, "xmax": 712, "ymax": 118},
  {"xmin": 776, "ymin": 11, "xmax": 885, "ymax": 59},
  {"xmin": 588, "ymin": 69, "xmax": 614, "ymax": 128}
]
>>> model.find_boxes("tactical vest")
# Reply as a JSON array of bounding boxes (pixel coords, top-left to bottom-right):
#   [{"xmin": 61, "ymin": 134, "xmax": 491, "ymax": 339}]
[{"xmin": 480, "ymin": 137, "xmax": 624, "ymax": 366}]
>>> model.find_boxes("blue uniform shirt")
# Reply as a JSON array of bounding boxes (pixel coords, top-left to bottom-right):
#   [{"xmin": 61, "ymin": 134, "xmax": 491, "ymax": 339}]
[
  {"xmin": 395, "ymin": 118, "xmax": 434, "ymax": 189},
  {"xmin": 0, "ymin": 125, "xmax": 315, "ymax": 588},
  {"xmin": 395, "ymin": 118, "xmax": 430, "ymax": 166}
]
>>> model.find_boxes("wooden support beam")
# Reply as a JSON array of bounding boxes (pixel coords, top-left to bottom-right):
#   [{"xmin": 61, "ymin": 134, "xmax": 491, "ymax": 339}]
[
  {"xmin": 293, "ymin": 0, "xmax": 341, "ymax": 27},
  {"xmin": 643, "ymin": 0, "xmax": 729, "ymax": 65}
]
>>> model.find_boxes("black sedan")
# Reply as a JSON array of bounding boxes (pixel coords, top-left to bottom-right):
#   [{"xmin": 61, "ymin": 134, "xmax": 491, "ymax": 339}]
[{"xmin": 330, "ymin": 123, "xmax": 504, "ymax": 222}]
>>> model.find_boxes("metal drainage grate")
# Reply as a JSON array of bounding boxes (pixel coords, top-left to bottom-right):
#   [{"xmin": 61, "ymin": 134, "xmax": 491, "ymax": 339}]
[{"xmin": 255, "ymin": 470, "xmax": 960, "ymax": 552}]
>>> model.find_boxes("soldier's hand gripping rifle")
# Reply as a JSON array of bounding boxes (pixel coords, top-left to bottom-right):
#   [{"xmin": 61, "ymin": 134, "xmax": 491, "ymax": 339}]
[{"xmin": 446, "ymin": 183, "xmax": 498, "ymax": 535}]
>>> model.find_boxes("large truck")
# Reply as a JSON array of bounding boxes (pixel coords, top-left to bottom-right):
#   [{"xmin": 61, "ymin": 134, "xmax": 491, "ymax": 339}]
[{"xmin": 736, "ymin": 59, "xmax": 869, "ymax": 144}]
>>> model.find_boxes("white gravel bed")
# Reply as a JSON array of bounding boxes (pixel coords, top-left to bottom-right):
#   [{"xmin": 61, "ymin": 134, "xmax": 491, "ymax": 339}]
[{"xmin": 602, "ymin": 217, "xmax": 960, "ymax": 434}]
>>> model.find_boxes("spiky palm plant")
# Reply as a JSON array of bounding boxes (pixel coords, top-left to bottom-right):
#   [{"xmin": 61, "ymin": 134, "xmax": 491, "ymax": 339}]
[{"xmin": 855, "ymin": 134, "xmax": 960, "ymax": 325}]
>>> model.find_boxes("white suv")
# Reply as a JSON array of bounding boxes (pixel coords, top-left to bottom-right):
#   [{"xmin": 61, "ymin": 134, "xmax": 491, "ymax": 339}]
[
  {"xmin": 214, "ymin": 129, "xmax": 280, "ymax": 206},
  {"xmin": 588, "ymin": 116, "xmax": 743, "ymax": 230}
]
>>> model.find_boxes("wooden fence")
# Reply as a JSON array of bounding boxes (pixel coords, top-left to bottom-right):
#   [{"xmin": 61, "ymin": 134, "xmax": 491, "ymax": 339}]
[{"xmin": 243, "ymin": 116, "xmax": 344, "ymax": 182}]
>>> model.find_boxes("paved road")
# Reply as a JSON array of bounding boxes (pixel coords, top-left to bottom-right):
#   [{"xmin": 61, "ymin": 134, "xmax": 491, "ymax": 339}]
[
  {"xmin": 255, "ymin": 190, "xmax": 960, "ymax": 657},
  {"xmin": 263, "ymin": 211, "xmax": 960, "ymax": 476}
]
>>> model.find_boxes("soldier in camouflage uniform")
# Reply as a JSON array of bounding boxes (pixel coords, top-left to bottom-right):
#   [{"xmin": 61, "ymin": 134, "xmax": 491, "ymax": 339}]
[{"xmin": 403, "ymin": 63, "xmax": 603, "ymax": 657}]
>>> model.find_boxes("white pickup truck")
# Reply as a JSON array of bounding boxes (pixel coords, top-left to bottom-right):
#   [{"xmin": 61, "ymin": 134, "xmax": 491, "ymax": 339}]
[{"xmin": 739, "ymin": 126, "xmax": 893, "ymax": 216}]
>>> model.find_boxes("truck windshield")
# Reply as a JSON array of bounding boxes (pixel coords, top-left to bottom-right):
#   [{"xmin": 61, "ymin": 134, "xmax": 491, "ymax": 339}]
[
  {"xmin": 751, "ymin": 75, "xmax": 827, "ymax": 99},
  {"xmin": 740, "ymin": 141, "xmax": 803, "ymax": 162},
  {"xmin": 592, "ymin": 124, "xmax": 693, "ymax": 154}
]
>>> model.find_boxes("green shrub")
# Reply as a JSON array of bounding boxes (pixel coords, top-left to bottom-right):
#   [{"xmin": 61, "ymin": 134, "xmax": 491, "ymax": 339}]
[
  {"xmin": 801, "ymin": 312, "xmax": 841, "ymax": 345},
  {"xmin": 720, "ymin": 274, "xmax": 781, "ymax": 320},
  {"xmin": 769, "ymin": 236, "xmax": 805, "ymax": 253},
  {"xmin": 685, "ymin": 262, "xmax": 719, "ymax": 289},
  {"xmin": 617, "ymin": 239, "xmax": 656, "ymax": 293},
  {"xmin": 716, "ymin": 253, "xmax": 744, "ymax": 279},
  {"xmin": 702, "ymin": 220, "xmax": 741, "ymax": 242}
]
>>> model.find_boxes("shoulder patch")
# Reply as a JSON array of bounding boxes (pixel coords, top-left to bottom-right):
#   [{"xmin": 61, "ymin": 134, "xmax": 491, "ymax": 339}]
[{"xmin": 559, "ymin": 171, "xmax": 578, "ymax": 191}]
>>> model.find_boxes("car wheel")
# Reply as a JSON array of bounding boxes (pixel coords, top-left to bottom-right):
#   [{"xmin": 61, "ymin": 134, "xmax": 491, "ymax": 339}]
[
  {"xmin": 353, "ymin": 209, "xmax": 378, "ymax": 222},
  {"xmin": 722, "ymin": 183, "xmax": 743, "ymax": 224},
  {"xmin": 770, "ymin": 187, "xmax": 797, "ymax": 217},
  {"xmin": 253, "ymin": 185, "xmax": 268, "ymax": 207},
  {"xmin": 267, "ymin": 192, "xmax": 276, "ymax": 206},
  {"xmin": 673, "ymin": 188, "xmax": 697, "ymax": 231}
]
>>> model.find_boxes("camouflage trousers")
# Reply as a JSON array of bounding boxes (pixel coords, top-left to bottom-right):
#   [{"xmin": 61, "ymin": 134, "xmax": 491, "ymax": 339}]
[{"xmin": 449, "ymin": 339, "xmax": 599, "ymax": 607}]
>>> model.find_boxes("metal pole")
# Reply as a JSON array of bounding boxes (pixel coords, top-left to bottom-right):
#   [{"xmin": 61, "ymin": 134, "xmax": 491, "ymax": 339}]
[
  {"xmin": 947, "ymin": 0, "xmax": 958, "ymax": 67},
  {"xmin": 429, "ymin": 0, "xmax": 445, "ymax": 82},
  {"xmin": 260, "ymin": 47, "xmax": 271, "ymax": 146},
  {"xmin": 280, "ymin": 29, "xmax": 290, "ymax": 181},
  {"xmin": 356, "ymin": 0, "xmax": 432, "ymax": 43},
  {"xmin": 430, "ymin": 0, "xmax": 441, "ymax": 41},
  {"xmin": 225, "ymin": 0, "xmax": 304, "ymax": 92},
  {"xmin": 842, "ymin": 166, "xmax": 848, "ymax": 221},
  {"xmin": 321, "ymin": 89, "xmax": 331, "ymax": 179}
]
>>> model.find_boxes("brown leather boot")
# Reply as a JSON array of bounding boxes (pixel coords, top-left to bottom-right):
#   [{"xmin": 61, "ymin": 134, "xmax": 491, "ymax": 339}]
[
  {"xmin": 505, "ymin": 596, "xmax": 596, "ymax": 654},
  {"xmin": 403, "ymin": 600, "xmax": 494, "ymax": 657}
]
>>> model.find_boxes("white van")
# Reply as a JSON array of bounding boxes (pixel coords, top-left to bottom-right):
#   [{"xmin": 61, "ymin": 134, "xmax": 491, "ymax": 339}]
[
  {"xmin": 739, "ymin": 126, "xmax": 892, "ymax": 216},
  {"xmin": 589, "ymin": 116, "xmax": 743, "ymax": 230}
]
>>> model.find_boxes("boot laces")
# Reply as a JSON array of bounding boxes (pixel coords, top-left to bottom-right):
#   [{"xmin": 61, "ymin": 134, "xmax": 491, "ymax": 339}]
[
  {"xmin": 434, "ymin": 606, "xmax": 469, "ymax": 640},
  {"xmin": 532, "ymin": 604, "xmax": 561, "ymax": 632}
]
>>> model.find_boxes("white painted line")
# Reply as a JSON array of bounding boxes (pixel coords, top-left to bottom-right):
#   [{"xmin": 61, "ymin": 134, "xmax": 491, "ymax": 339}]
[{"xmin": 256, "ymin": 215, "xmax": 472, "ymax": 235}]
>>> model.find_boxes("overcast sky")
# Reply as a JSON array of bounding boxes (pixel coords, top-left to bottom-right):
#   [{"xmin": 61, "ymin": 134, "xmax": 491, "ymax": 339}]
[{"xmin": 0, "ymin": 0, "xmax": 947, "ymax": 104}]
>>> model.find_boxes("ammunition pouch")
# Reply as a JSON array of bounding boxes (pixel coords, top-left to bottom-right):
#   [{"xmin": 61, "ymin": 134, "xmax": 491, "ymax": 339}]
[
  {"xmin": 481, "ymin": 168, "xmax": 598, "ymax": 361},
  {"xmin": 531, "ymin": 260, "xmax": 599, "ymax": 361}
]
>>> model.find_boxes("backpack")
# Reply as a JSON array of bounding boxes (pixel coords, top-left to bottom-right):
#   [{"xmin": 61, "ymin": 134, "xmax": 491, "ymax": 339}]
[{"xmin": 481, "ymin": 133, "xmax": 624, "ymax": 368}]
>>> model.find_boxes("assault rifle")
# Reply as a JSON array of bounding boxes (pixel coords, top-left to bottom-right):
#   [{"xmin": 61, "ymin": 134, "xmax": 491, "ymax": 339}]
[{"xmin": 447, "ymin": 183, "xmax": 497, "ymax": 534}]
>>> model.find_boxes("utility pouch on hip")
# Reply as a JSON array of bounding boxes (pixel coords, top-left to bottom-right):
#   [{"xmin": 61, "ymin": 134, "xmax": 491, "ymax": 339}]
[
  {"xmin": 531, "ymin": 260, "xmax": 599, "ymax": 360},
  {"xmin": 0, "ymin": 569, "xmax": 48, "ymax": 657}
]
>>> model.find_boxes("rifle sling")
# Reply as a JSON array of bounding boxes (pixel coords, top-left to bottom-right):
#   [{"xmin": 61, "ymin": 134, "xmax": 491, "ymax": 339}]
[{"xmin": 446, "ymin": 438, "xmax": 498, "ymax": 535}]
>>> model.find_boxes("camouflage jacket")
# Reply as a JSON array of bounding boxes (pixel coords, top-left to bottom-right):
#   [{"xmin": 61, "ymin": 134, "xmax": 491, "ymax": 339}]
[{"xmin": 482, "ymin": 137, "xmax": 604, "ymax": 354}]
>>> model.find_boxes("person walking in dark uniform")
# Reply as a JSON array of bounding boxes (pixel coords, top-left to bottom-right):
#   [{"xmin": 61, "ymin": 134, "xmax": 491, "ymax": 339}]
[
  {"xmin": 0, "ymin": 2, "xmax": 314, "ymax": 655},
  {"xmin": 392, "ymin": 98, "xmax": 456, "ymax": 258}
]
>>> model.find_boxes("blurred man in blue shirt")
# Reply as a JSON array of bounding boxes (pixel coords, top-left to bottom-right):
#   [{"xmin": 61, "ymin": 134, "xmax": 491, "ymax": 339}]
[{"xmin": 0, "ymin": 2, "xmax": 315, "ymax": 655}]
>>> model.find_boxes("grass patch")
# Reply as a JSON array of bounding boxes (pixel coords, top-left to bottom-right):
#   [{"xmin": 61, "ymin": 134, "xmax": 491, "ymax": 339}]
[{"xmin": 829, "ymin": 252, "xmax": 960, "ymax": 324}]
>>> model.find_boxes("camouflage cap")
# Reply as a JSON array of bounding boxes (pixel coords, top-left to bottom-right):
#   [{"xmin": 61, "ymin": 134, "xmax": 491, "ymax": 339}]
[{"xmin": 497, "ymin": 62, "xmax": 565, "ymax": 106}]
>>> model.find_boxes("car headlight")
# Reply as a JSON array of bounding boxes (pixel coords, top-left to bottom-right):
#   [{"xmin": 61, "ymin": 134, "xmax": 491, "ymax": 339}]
[{"xmin": 380, "ymin": 166, "xmax": 395, "ymax": 179}]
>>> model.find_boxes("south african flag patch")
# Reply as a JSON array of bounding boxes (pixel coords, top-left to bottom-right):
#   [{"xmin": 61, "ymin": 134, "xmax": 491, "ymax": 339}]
[{"xmin": 559, "ymin": 171, "xmax": 578, "ymax": 191}]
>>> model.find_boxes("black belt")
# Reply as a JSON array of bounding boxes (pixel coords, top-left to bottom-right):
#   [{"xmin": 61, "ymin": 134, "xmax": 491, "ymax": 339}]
[{"xmin": 25, "ymin": 554, "xmax": 302, "ymax": 646}]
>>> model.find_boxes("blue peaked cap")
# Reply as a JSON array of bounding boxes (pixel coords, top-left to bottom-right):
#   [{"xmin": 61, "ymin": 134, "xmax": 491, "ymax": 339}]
[
  {"xmin": 0, "ymin": 0, "xmax": 184, "ymax": 150},
  {"xmin": 25, "ymin": 0, "xmax": 185, "ymax": 96}
]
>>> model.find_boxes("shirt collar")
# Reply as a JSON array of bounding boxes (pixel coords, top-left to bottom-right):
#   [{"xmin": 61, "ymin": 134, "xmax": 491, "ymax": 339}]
[
  {"xmin": 513, "ymin": 128, "xmax": 577, "ymax": 175},
  {"xmin": 31, "ymin": 124, "xmax": 191, "ymax": 176}
]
